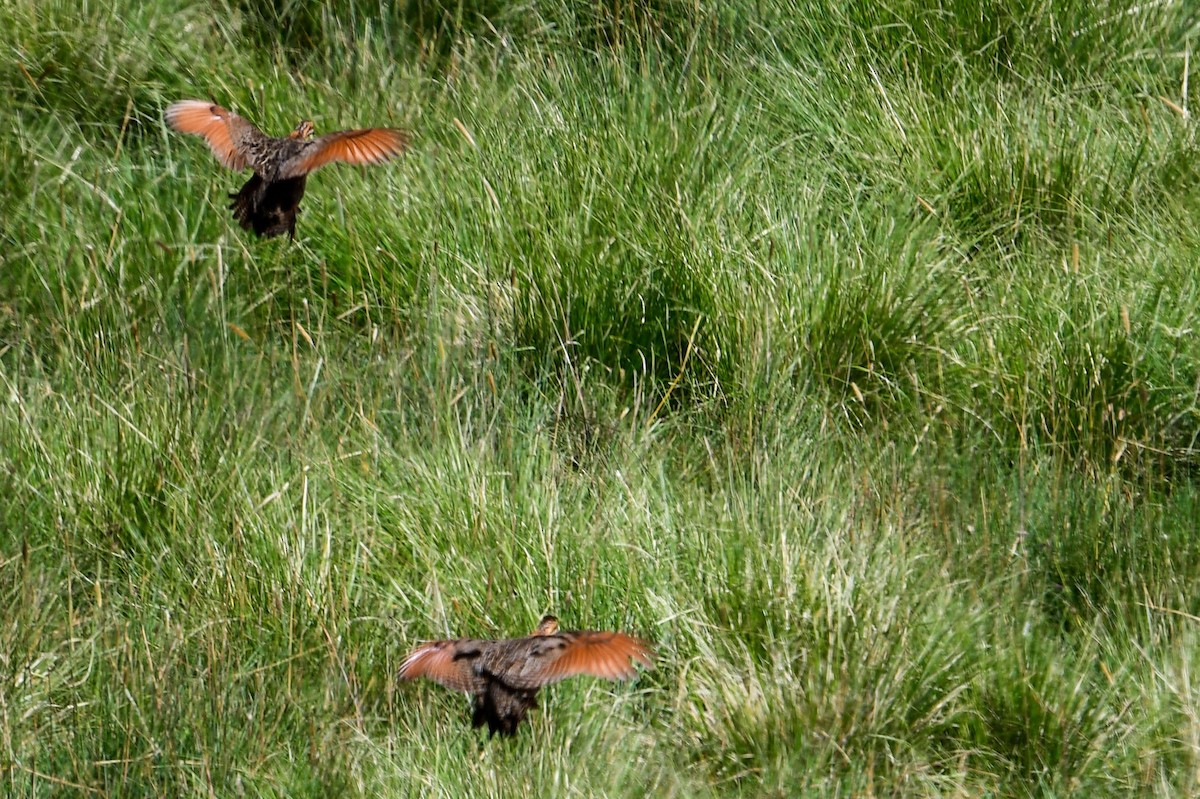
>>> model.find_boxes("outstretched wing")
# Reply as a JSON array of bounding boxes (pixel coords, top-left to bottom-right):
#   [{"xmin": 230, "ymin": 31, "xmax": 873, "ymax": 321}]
[
  {"xmin": 278, "ymin": 127, "xmax": 409, "ymax": 178},
  {"xmin": 398, "ymin": 639, "xmax": 488, "ymax": 694},
  {"xmin": 165, "ymin": 100, "xmax": 258, "ymax": 171},
  {"xmin": 493, "ymin": 631, "xmax": 654, "ymax": 690}
]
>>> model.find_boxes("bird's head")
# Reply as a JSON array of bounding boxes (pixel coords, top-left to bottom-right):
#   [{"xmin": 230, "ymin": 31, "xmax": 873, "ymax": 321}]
[
  {"xmin": 290, "ymin": 120, "xmax": 315, "ymax": 140},
  {"xmin": 533, "ymin": 615, "xmax": 560, "ymax": 636}
]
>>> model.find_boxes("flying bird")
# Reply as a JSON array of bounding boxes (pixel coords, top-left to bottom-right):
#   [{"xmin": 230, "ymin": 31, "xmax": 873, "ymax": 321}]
[
  {"xmin": 398, "ymin": 615, "xmax": 654, "ymax": 736},
  {"xmin": 165, "ymin": 99, "xmax": 409, "ymax": 239}
]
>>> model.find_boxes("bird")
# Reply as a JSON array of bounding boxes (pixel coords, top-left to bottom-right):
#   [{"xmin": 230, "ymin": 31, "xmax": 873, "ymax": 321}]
[
  {"xmin": 164, "ymin": 99, "xmax": 409, "ymax": 239},
  {"xmin": 398, "ymin": 615, "xmax": 654, "ymax": 737}
]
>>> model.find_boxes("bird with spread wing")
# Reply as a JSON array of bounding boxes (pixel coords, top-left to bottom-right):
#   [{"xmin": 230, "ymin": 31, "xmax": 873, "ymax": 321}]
[
  {"xmin": 165, "ymin": 100, "xmax": 409, "ymax": 239},
  {"xmin": 398, "ymin": 615, "xmax": 654, "ymax": 736}
]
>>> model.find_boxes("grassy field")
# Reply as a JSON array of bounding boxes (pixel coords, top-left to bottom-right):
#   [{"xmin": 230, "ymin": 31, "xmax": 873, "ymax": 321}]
[{"xmin": 3, "ymin": 0, "xmax": 1200, "ymax": 795}]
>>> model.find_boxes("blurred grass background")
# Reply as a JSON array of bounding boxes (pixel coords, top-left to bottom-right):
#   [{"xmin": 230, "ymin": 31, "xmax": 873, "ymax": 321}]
[{"xmin": 3, "ymin": 0, "xmax": 1200, "ymax": 795}]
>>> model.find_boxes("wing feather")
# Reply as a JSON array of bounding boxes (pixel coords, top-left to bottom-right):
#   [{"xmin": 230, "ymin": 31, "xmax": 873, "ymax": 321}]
[
  {"xmin": 280, "ymin": 127, "xmax": 409, "ymax": 177},
  {"xmin": 398, "ymin": 639, "xmax": 487, "ymax": 694},
  {"xmin": 504, "ymin": 631, "xmax": 654, "ymax": 689},
  {"xmin": 165, "ymin": 100, "xmax": 252, "ymax": 171}
]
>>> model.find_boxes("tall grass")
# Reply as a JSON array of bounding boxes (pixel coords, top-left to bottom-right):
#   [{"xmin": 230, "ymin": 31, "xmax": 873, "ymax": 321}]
[{"xmin": 3, "ymin": 0, "xmax": 1200, "ymax": 796}]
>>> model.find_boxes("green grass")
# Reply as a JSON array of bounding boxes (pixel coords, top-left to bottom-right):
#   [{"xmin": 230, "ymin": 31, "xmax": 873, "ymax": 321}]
[{"xmin": 3, "ymin": 0, "xmax": 1200, "ymax": 795}]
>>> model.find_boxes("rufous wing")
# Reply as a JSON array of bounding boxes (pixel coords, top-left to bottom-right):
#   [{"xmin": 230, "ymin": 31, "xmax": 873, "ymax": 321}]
[
  {"xmin": 165, "ymin": 100, "xmax": 252, "ymax": 171},
  {"xmin": 512, "ymin": 631, "xmax": 654, "ymax": 688},
  {"xmin": 281, "ymin": 128, "xmax": 410, "ymax": 177},
  {"xmin": 398, "ymin": 639, "xmax": 486, "ymax": 694}
]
